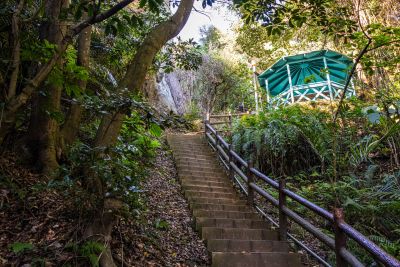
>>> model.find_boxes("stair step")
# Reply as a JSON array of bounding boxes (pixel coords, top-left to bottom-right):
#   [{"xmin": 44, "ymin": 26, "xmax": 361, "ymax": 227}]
[
  {"xmin": 183, "ymin": 185, "xmax": 234, "ymax": 193},
  {"xmin": 195, "ymin": 218, "xmax": 269, "ymax": 231},
  {"xmin": 177, "ymin": 166, "xmax": 223, "ymax": 173},
  {"xmin": 202, "ymin": 227, "xmax": 278, "ymax": 240},
  {"xmin": 181, "ymin": 180, "xmax": 231, "ymax": 188},
  {"xmin": 180, "ymin": 175, "xmax": 227, "ymax": 182},
  {"xmin": 173, "ymin": 153, "xmax": 216, "ymax": 159},
  {"xmin": 176, "ymin": 161, "xmax": 219, "ymax": 166},
  {"xmin": 193, "ymin": 210, "xmax": 259, "ymax": 220},
  {"xmin": 188, "ymin": 197, "xmax": 246, "ymax": 205},
  {"xmin": 185, "ymin": 190, "xmax": 235, "ymax": 199},
  {"xmin": 178, "ymin": 170, "xmax": 227, "ymax": 179},
  {"xmin": 191, "ymin": 203, "xmax": 248, "ymax": 212},
  {"xmin": 211, "ymin": 252, "xmax": 303, "ymax": 267},
  {"xmin": 207, "ymin": 240, "xmax": 289, "ymax": 253}
]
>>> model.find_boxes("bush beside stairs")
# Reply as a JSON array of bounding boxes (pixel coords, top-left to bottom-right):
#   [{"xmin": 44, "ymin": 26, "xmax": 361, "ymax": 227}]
[{"xmin": 167, "ymin": 133, "xmax": 304, "ymax": 267}]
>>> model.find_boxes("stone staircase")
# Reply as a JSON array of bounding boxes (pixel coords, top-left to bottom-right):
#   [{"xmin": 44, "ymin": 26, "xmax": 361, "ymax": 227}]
[{"xmin": 167, "ymin": 133, "xmax": 304, "ymax": 267}]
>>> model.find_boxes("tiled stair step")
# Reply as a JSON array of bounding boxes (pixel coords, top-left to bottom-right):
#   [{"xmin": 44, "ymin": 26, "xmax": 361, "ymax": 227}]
[
  {"xmin": 193, "ymin": 210, "xmax": 260, "ymax": 220},
  {"xmin": 176, "ymin": 160, "xmax": 221, "ymax": 167},
  {"xmin": 177, "ymin": 168, "xmax": 226, "ymax": 175},
  {"xmin": 201, "ymin": 227, "xmax": 278, "ymax": 240},
  {"xmin": 188, "ymin": 197, "xmax": 246, "ymax": 205},
  {"xmin": 176, "ymin": 160, "xmax": 220, "ymax": 165},
  {"xmin": 179, "ymin": 175, "xmax": 227, "ymax": 182},
  {"xmin": 181, "ymin": 180, "xmax": 232, "ymax": 188},
  {"xmin": 174, "ymin": 153, "xmax": 214, "ymax": 157},
  {"xmin": 211, "ymin": 252, "xmax": 303, "ymax": 267},
  {"xmin": 179, "ymin": 170, "xmax": 227, "ymax": 177},
  {"xmin": 175, "ymin": 157, "xmax": 217, "ymax": 163},
  {"xmin": 207, "ymin": 239, "xmax": 289, "ymax": 253},
  {"xmin": 183, "ymin": 185, "xmax": 234, "ymax": 193},
  {"xmin": 180, "ymin": 178, "xmax": 229, "ymax": 185},
  {"xmin": 169, "ymin": 144, "xmax": 206, "ymax": 148},
  {"xmin": 175, "ymin": 158, "xmax": 216, "ymax": 164},
  {"xmin": 185, "ymin": 190, "xmax": 235, "ymax": 199},
  {"xmin": 174, "ymin": 150, "xmax": 211, "ymax": 153},
  {"xmin": 177, "ymin": 165, "xmax": 223, "ymax": 172},
  {"xmin": 195, "ymin": 218, "xmax": 269, "ymax": 230},
  {"xmin": 191, "ymin": 203, "xmax": 248, "ymax": 212},
  {"xmin": 181, "ymin": 180, "xmax": 229, "ymax": 187}
]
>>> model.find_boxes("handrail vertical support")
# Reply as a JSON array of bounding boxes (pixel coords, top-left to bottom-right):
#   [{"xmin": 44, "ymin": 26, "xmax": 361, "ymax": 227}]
[
  {"xmin": 215, "ymin": 130, "xmax": 219, "ymax": 149},
  {"xmin": 246, "ymin": 160, "xmax": 254, "ymax": 206},
  {"xmin": 229, "ymin": 112, "xmax": 232, "ymax": 129},
  {"xmin": 229, "ymin": 144, "xmax": 234, "ymax": 181},
  {"xmin": 334, "ymin": 208, "xmax": 348, "ymax": 267},
  {"xmin": 279, "ymin": 178, "xmax": 288, "ymax": 241},
  {"xmin": 204, "ymin": 119, "xmax": 209, "ymax": 136}
]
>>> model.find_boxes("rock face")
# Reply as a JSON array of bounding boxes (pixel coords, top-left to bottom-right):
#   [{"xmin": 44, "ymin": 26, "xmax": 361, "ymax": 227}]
[{"xmin": 143, "ymin": 72, "xmax": 189, "ymax": 115}]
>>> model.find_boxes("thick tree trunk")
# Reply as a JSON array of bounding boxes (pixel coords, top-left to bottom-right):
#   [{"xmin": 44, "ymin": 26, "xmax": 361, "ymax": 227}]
[
  {"xmin": 89, "ymin": 2, "xmax": 194, "ymax": 266},
  {"xmin": 25, "ymin": 0, "xmax": 69, "ymax": 173},
  {"xmin": 61, "ymin": 21, "xmax": 92, "ymax": 146},
  {"xmin": 94, "ymin": 0, "xmax": 195, "ymax": 147},
  {"xmin": 84, "ymin": 198, "xmax": 124, "ymax": 267}
]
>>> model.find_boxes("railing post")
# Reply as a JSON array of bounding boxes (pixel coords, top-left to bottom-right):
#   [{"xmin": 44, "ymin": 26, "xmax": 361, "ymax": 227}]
[
  {"xmin": 279, "ymin": 178, "xmax": 287, "ymax": 241},
  {"xmin": 228, "ymin": 112, "xmax": 232, "ymax": 129},
  {"xmin": 204, "ymin": 119, "xmax": 209, "ymax": 136},
  {"xmin": 228, "ymin": 144, "xmax": 234, "ymax": 181},
  {"xmin": 246, "ymin": 160, "xmax": 254, "ymax": 206},
  {"xmin": 215, "ymin": 130, "xmax": 219, "ymax": 149},
  {"xmin": 334, "ymin": 208, "xmax": 348, "ymax": 267}
]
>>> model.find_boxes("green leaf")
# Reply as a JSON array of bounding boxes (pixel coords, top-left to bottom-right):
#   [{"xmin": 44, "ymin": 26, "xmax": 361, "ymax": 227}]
[
  {"xmin": 149, "ymin": 123, "xmax": 162, "ymax": 137},
  {"xmin": 9, "ymin": 242, "xmax": 34, "ymax": 254}
]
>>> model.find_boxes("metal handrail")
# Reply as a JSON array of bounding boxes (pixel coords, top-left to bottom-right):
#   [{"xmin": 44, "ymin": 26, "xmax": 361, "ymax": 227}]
[{"xmin": 204, "ymin": 120, "xmax": 400, "ymax": 267}]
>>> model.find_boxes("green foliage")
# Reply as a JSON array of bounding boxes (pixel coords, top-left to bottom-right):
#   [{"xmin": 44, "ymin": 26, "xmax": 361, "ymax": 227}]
[
  {"xmin": 63, "ymin": 110, "xmax": 162, "ymax": 209},
  {"xmin": 79, "ymin": 241, "xmax": 105, "ymax": 267},
  {"xmin": 9, "ymin": 242, "xmax": 34, "ymax": 254},
  {"xmin": 232, "ymin": 105, "xmax": 330, "ymax": 176},
  {"xmin": 42, "ymin": 45, "xmax": 88, "ymax": 97},
  {"xmin": 231, "ymin": 99, "xmax": 400, "ymax": 261},
  {"xmin": 21, "ymin": 39, "xmax": 57, "ymax": 63},
  {"xmin": 154, "ymin": 218, "xmax": 169, "ymax": 230},
  {"xmin": 66, "ymin": 241, "xmax": 105, "ymax": 267},
  {"xmin": 156, "ymin": 38, "xmax": 203, "ymax": 73}
]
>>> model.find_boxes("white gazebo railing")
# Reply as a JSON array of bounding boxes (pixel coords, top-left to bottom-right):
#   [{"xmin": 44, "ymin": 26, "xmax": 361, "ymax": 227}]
[{"xmin": 269, "ymin": 81, "xmax": 356, "ymax": 107}]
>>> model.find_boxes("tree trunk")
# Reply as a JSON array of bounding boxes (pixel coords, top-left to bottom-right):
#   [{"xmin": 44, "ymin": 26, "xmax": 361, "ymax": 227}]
[
  {"xmin": 61, "ymin": 19, "xmax": 92, "ymax": 146},
  {"xmin": 25, "ymin": 0, "xmax": 69, "ymax": 173},
  {"xmin": 88, "ymin": 2, "xmax": 194, "ymax": 266},
  {"xmin": 84, "ymin": 198, "xmax": 124, "ymax": 267},
  {"xmin": 93, "ymin": 0, "xmax": 195, "ymax": 148}
]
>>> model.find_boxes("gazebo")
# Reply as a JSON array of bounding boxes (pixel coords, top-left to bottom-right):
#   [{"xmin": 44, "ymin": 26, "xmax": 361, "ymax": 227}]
[{"xmin": 258, "ymin": 50, "xmax": 356, "ymax": 107}]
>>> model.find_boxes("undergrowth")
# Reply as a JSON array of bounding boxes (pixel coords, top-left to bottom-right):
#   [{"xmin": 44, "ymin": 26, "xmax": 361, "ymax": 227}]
[{"xmin": 231, "ymin": 99, "xmax": 400, "ymax": 264}]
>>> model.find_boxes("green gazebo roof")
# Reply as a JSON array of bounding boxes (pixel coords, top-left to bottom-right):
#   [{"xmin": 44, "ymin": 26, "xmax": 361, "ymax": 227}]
[{"xmin": 258, "ymin": 50, "xmax": 353, "ymax": 97}]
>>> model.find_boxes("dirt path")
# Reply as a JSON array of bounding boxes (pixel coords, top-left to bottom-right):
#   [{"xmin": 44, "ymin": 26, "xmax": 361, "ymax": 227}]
[{"xmin": 112, "ymin": 139, "xmax": 210, "ymax": 267}]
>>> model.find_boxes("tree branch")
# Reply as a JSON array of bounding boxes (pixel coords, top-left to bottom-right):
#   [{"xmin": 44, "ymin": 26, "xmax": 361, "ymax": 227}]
[
  {"xmin": 333, "ymin": 38, "xmax": 372, "ymax": 124},
  {"xmin": 7, "ymin": 0, "xmax": 25, "ymax": 100}
]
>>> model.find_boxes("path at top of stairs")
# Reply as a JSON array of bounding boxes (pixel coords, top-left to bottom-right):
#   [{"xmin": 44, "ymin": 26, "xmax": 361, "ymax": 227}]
[{"xmin": 167, "ymin": 133, "xmax": 304, "ymax": 267}]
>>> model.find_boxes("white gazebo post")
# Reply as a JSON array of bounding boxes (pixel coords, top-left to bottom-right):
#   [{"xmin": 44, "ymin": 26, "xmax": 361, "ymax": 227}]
[
  {"xmin": 265, "ymin": 79, "xmax": 270, "ymax": 104},
  {"xmin": 351, "ymin": 79, "xmax": 356, "ymax": 96},
  {"xmin": 286, "ymin": 64, "xmax": 294, "ymax": 103},
  {"xmin": 323, "ymin": 57, "xmax": 333, "ymax": 100}
]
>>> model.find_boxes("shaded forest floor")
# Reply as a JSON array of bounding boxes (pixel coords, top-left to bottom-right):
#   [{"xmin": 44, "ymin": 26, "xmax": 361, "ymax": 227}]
[{"xmin": 0, "ymin": 138, "xmax": 210, "ymax": 266}]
